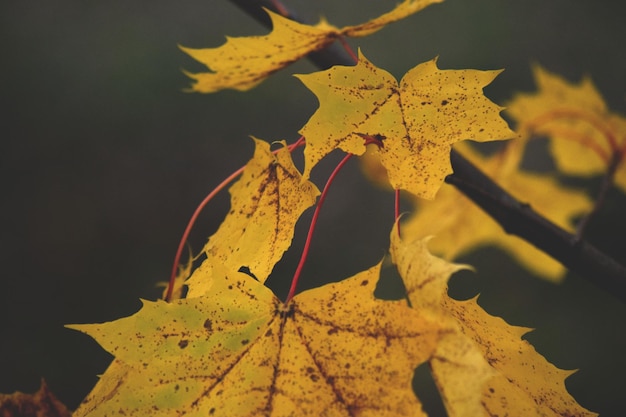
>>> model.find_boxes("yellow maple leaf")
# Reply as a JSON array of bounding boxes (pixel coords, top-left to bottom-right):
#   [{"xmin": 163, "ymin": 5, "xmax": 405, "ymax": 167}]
[
  {"xmin": 185, "ymin": 137, "xmax": 319, "ymax": 296},
  {"xmin": 297, "ymin": 51, "xmax": 513, "ymax": 199},
  {"xmin": 68, "ymin": 263, "xmax": 446, "ymax": 417},
  {"xmin": 506, "ymin": 65, "xmax": 626, "ymax": 192},
  {"xmin": 401, "ymin": 140, "xmax": 592, "ymax": 280},
  {"xmin": 181, "ymin": 0, "xmax": 443, "ymax": 93},
  {"xmin": 390, "ymin": 230, "xmax": 597, "ymax": 417}
]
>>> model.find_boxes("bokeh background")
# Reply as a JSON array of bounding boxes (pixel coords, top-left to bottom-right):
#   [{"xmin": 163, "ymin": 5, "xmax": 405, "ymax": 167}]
[{"xmin": 2, "ymin": 0, "xmax": 625, "ymax": 415}]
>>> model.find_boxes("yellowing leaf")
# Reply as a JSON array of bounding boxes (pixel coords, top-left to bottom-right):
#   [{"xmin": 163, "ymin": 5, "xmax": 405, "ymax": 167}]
[
  {"xmin": 69, "ymin": 263, "xmax": 446, "ymax": 417},
  {"xmin": 186, "ymin": 137, "xmax": 319, "ymax": 294},
  {"xmin": 180, "ymin": 12, "xmax": 332, "ymax": 93},
  {"xmin": 390, "ymin": 231, "xmax": 597, "ymax": 417},
  {"xmin": 442, "ymin": 297, "xmax": 596, "ymax": 417},
  {"xmin": 390, "ymin": 231, "xmax": 494, "ymax": 417},
  {"xmin": 181, "ymin": 0, "xmax": 442, "ymax": 93},
  {"xmin": 297, "ymin": 51, "xmax": 513, "ymax": 198},
  {"xmin": 402, "ymin": 141, "xmax": 592, "ymax": 280},
  {"xmin": 506, "ymin": 65, "xmax": 626, "ymax": 192}
]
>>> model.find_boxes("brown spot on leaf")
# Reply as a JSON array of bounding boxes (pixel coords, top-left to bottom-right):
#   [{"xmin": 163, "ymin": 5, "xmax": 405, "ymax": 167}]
[{"xmin": 203, "ymin": 319, "xmax": 213, "ymax": 333}]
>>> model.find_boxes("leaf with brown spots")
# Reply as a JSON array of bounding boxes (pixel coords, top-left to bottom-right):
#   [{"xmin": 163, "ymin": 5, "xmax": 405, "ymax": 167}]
[
  {"xmin": 390, "ymin": 229, "xmax": 597, "ymax": 417},
  {"xmin": 68, "ymin": 262, "xmax": 447, "ymax": 417},
  {"xmin": 181, "ymin": 0, "xmax": 442, "ymax": 93},
  {"xmin": 297, "ymin": 51, "xmax": 514, "ymax": 199},
  {"xmin": 185, "ymin": 137, "xmax": 319, "ymax": 296}
]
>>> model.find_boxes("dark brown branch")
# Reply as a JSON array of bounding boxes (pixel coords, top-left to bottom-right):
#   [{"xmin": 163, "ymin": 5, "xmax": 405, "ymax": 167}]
[
  {"xmin": 447, "ymin": 152, "xmax": 626, "ymax": 302},
  {"xmin": 225, "ymin": 0, "xmax": 626, "ymax": 302}
]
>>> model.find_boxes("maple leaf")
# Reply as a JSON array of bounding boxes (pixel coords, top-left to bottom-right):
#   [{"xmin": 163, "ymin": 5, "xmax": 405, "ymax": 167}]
[
  {"xmin": 390, "ymin": 230, "xmax": 597, "ymax": 417},
  {"xmin": 401, "ymin": 140, "xmax": 592, "ymax": 280},
  {"xmin": 68, "ymin": 263, "xmax": 446, "ymax": 417},
  {"xmin": 506, "ymin": 65, "xmax": 626, "ymax": 192},
  {"xmin": 297, "ymin": 51, "xmax": 513, "ymax": 199},
  {"xmin": 184, "ymin": 137, "xmax": 319, "ymax": 297},
  {"xmin": 181, "ymin": 0, "xmax": 443, "ymax": 93}
]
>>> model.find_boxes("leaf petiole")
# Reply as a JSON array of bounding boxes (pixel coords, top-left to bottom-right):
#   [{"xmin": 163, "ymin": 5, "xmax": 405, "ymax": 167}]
[
  {"xmin": 284, "ymin": 152, "xmax": 354, "ymax": 304},
  {"xmin": 285, "ymin": 137, "xmax": 383, "ymax": 303}
]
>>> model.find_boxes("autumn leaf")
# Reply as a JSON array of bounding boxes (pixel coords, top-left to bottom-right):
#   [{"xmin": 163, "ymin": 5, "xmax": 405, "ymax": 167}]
[
  {"xmin": 401, "ymin": 140, "xmax": 592, "ymax": 280},
  {"xmin": 389, "ymin": 232, "xmax": 494, "ymax": 417},
  {"xmin": 506, "ymin": 65, "xmax": 626, "ymax": 192},
  {"xmin": 390, "ymin": 230, "xmax": 597, "ymax": 417},
  {"xmin": 297, "ymin": 51, "xmax": 513, "ymax": 199},
  {"xmin": 68, "ymin": 263, "xmax": 446, "ymax": 417},
  {"xmin": 181, "ymin": 0, "xmax": 443, "ymax": 93},
  {"xmin": 184, "ymin": 137, "xmax": 319, "ymax": 296}
]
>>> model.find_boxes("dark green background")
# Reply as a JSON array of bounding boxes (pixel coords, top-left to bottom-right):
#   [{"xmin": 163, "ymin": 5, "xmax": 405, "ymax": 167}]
[{"xmin": 2, "ymin": 0, "xmax": 625, "ymax": 415}]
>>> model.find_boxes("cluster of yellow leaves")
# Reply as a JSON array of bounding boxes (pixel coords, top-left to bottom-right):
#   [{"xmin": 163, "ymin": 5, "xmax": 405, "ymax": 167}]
[
  {"xmin": 67, "ymin": 140, "xmax": 594, "ymax": 415},
  {"xmin": 183, "ymin": 0, "xmax": 512, "ymax": 198},
  {"xmin": 361, "ymin": 64, "xmax": 626, "ymax": 280},
  {"xmin": 67, "ymin": 4, "xmax": 600, "ymax": 417},
  {"xmin": 506, "ymin": 65, "xmax": 626, "ymax": 192},
  {"xmin": 69, "ymin": 219, "xmax": 595, "ymax": 416}
]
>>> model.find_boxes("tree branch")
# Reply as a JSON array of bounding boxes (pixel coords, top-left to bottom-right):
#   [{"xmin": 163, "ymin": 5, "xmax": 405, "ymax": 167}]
[
  {"xmin": 447, "ymin": 152, "xmax": 626, "ymax": 301},
  {"xmin": 225, "ymin": 0, "xmax": 626, "ymax": 302}
]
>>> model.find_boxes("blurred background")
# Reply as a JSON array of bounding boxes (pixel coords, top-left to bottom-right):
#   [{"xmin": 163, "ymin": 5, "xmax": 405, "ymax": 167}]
[{"xmin": 2, "ymin": 0, "xmax": 625, "ymax": 415}]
